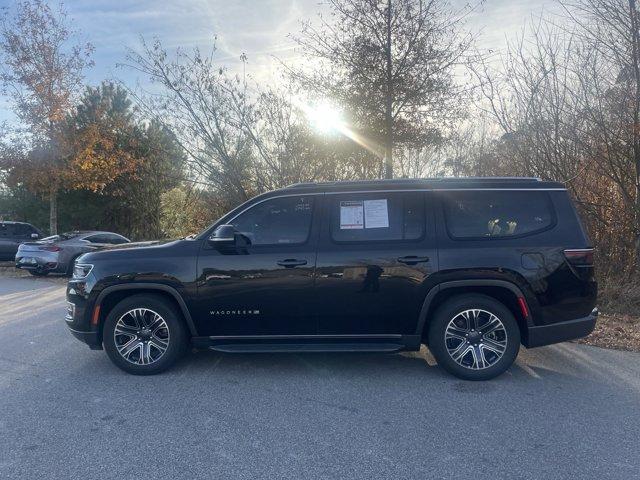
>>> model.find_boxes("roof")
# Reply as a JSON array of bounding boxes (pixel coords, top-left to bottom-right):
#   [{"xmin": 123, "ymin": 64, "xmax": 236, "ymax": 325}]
[{"xmin": 283, "ymin": 177, "xmax": 565, "ymax": 193}]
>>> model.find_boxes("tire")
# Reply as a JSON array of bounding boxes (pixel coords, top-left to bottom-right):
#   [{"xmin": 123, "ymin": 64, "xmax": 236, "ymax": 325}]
[
  {"xmin": 103, "ymin": 294, "xmax": 189, "ymax": 375},
  {"xmin": 29, "ymin": 269, "xmax": 48, "ymax": 277},
  {"xmin": 427, "ymin": 294, "xmax": 520, "ymax": 381}
]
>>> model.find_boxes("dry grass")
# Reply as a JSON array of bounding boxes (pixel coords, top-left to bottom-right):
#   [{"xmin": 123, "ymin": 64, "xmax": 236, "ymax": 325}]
[
  {"xmin": 0, "ymin": 261, "xmax": 30, "ymax": 277},
  {"xmin": 575, "ymin": 276, "xmax": 640, "ymax": 352},
  {"xmin": 0, "ymin": 261, "xmax": 67, "ymax": 283},
  {"xmin": 576, "ymin": 313, "xmax": 640, "ymax": 352}
]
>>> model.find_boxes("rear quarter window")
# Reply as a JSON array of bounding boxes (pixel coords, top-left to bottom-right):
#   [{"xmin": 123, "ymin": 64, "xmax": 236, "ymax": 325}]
[{"xmin": 442, "ymin": 191, "xmax": 555, "ymax": 239}]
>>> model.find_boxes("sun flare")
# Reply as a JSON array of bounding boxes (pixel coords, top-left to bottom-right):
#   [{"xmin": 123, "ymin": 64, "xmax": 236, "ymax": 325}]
[{"xmin": 305, "ymin": 101, "xmax": 344, "ymax": 134}]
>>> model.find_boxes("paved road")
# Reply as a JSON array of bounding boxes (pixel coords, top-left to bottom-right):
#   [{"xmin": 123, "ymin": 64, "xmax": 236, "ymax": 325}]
[{"xmin": 0, "ymin": 276, "xmax": 639, "ymax": 479}]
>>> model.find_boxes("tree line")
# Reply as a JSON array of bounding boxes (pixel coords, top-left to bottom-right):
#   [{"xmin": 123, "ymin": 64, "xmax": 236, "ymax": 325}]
[{"xmin": 1, "ymin": 0, "xmax": 640, "ymax": 279}]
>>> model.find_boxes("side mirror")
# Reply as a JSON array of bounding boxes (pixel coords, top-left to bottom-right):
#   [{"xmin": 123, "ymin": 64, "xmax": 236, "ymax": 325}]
[
  {"xmin": 209, "ymin": 225, "xmax": 251, "ymax": 254},
  {"xmin": 31, "ymin": 233, "xmax": 39, "ymax": 239}
]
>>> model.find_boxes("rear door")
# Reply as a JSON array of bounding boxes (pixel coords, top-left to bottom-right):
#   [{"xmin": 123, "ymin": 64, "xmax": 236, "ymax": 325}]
[{"xmin": 314, "ymin": 190, "xmax": 437, "ymax": 335}]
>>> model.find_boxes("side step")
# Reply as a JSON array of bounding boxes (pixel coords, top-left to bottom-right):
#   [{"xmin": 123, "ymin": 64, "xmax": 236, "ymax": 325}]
[{"xmin": 209, "ymin": 343, "xmax": 405, "ymax": 354}]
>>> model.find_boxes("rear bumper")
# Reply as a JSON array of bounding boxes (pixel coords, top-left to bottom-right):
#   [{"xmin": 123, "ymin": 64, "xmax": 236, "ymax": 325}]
[
  {"xmin": 15, "ymin": 252, "xmax": 62, "ymax": 272},
  {"xmin": 524, "ymin": 309, "xmax": 598, "ymax": 348}
]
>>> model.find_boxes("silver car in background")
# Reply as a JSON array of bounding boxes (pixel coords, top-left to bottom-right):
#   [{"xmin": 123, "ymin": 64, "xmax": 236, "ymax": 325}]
[{"xmin": 15, "ymin": 231, "xmax": 130, "ymax": 276}]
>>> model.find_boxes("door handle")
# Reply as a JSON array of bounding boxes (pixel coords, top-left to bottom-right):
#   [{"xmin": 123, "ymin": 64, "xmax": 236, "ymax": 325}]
[
  {"xmin": 397, "ymin": 255, "xmax": 429, "ymax": 265},
  {"xmin": 277, "ymin": 259, "xmax": 308, "ymax": 268}
]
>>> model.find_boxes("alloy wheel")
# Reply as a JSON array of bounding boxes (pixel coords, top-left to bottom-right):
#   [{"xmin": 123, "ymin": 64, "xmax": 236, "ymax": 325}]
[
  {"xmin": 444, "ymin": 309, "xmax": 508, "ymax": 370},
  {"xmin": 113, "ymin": 308, "xmax": 170, "ymax": 365}
]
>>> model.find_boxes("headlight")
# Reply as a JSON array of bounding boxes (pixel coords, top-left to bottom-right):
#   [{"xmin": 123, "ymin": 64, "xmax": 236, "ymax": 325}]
[{"xmin": 73, "ymin": 263, "xmax": 93, "ymax": 279}]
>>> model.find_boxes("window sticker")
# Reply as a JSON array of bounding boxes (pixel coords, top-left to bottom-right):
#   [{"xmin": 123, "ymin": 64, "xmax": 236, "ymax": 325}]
[
  {"xmin": 364, "ymin": 199, "xmax": 389, "ymax": 229},
  {"xmin": 340, "ymin": 201, "xmax": 364, "ymax": 229}
]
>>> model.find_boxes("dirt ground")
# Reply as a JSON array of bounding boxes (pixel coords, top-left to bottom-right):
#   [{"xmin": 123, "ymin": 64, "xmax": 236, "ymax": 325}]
[{"xmin": 576, "ymin": 313, "xmax": 640, "ymax": 352}]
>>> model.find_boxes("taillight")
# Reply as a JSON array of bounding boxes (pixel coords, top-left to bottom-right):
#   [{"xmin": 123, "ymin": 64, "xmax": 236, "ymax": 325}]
[
  {"xmin": 40, "ymin": 245, "xmax": 61, "ymax": 252},
  {"xmin": 564, "ymin": 248, "xmax": 594, "ymax": 266}
]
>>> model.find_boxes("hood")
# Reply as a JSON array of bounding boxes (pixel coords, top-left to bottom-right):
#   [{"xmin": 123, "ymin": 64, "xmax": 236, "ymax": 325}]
[{"xmin": 77, "ymin": 238, "xmax": 194, "ymax": 263}]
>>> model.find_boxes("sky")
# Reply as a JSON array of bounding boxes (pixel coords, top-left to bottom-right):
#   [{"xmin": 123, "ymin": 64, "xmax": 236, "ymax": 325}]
[{"xmin": 0, "ymin": 0, "xmax": 561, "ymax": 124}]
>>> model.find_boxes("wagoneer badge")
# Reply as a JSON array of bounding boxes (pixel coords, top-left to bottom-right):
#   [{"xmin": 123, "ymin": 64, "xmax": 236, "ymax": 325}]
[{"xmin": 210, "ymin": 310, "xmax": 260, "ymax": 315}]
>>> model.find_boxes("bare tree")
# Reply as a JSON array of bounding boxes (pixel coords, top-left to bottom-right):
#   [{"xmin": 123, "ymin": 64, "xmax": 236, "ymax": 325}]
[
  {"xmin": 289, "ymin": 0, "xmax": 475, "ymax": 178},
  {"xmin": 0, "ymin": 0, "xmax": 93, "ymax": 233},
  {"xmin": 469, "ymin": 2, "xmax": 640, "ymax": 272},
  {"xmin": 123, "ymin": 39, "xmax": 261, "ymax": 206},
  {"xmin": 559, "ymin": 0, "xmax": 640, "ymax": 265}
]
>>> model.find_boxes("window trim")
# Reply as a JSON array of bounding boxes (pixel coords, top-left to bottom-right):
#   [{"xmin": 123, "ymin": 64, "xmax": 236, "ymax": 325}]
[
  {"xmin": 201, "ymin": 188, "xmax": 566, "ymax": 239},
  {"xmin": 229, "ymin": 194, "xmax": 318, "ymax": 247},
  {"xmin": 328, "ymin": 192, "xmax": 426, "ymax": 245},
  {"xmin": 441, "ymin": 191, "xmax": 558, "ymax": 241}
]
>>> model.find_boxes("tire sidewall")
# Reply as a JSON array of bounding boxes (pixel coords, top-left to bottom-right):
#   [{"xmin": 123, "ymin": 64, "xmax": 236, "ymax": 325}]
[
  {"xmin": 428, "ymin": 294, "xmax": 520, "ymax": 381},
  {"xmin": 103, "ymin": 295, "xmax": 187, "ymax": 375}
]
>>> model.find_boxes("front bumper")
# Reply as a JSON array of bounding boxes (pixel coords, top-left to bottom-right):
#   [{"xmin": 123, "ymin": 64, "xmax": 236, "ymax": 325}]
[
  {"xmin": 524, "ymin": 308, "xmax": 598, "ymax": 348},
  {"xmin": 66, "ymin": 279, "xmax": 102, "ymax": 349},
  {"xmin": 67, "ymin": 327, "xmax": 102, "ymax": 349}
]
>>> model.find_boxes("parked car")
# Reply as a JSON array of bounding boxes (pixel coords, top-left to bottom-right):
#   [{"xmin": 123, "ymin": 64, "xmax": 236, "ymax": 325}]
[
  {"xmin": 65, "ymin": 178, "xmax": 597, "ymax": 380},
  {"xmin": 16, "ymin": 231, "xmax": 130, "ymax": 276},
  {"xmin": 0, "ymin": 221, "xmax": 43, "ymax": 261}
]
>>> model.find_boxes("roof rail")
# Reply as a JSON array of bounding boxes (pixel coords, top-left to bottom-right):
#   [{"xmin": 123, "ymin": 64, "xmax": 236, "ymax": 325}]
[
  {"xmin": 285, "ymin": 177, "xmax": 542, "ymax": 188},
  {"xmin": 427, "ymin": 177, "xmax": 542, "ymax": 182}
]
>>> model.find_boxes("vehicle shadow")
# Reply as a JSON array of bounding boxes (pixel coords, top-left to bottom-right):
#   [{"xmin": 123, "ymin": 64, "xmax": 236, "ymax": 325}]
[{"xmin": 170, "ymin": 346, "xmax": 553, "ymax": 386}]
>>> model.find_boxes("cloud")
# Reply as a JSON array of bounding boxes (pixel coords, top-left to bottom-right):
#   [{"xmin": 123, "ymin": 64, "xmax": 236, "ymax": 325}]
[{"xmin": 0, "ymin": 0, "xmax": 559, "ymax": 123}]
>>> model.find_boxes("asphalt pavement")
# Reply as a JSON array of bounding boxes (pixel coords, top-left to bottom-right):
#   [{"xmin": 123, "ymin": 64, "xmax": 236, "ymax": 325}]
[{"xmin": 0, "ymin": 275, "xmax": 639, "ymax": 479}]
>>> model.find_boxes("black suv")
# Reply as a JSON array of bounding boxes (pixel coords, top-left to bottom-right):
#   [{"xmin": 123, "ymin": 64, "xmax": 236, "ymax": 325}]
[
  {"xmin": 66, "ymin": 178, "xmax": 597, "ymax": 380},
  {"xmin": 0, "ymin": 221, "xmax": 42, "ymax": 261}
]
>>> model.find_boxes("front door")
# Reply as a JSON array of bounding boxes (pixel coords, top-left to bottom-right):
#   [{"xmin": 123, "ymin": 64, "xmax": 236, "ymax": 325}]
[
  {"xmin": 195, "ymin": 194, "xmax": 321, "ymax": 336},
  {"xmin": 315, "ymin": 191, "xmax": 437, "ymax": 335}
]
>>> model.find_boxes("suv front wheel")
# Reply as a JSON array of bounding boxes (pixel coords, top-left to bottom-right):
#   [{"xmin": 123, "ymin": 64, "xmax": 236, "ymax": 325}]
[
  {"xmin": 103, "ymin": 294, "xmax": 188, "ymax": 375},
  {"xmin": 428, "ymin": 294, "xmax": 520, "ymax": 381}
]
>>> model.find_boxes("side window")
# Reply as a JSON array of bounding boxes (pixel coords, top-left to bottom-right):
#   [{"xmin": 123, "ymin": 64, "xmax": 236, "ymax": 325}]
[
  {"xmin": 0, "ymin": 224, "xmax": 9, "ymax": 237},
  {"xmin": 106, "ymin": 234, "xmax": 129, "ymax": 244},
  {"xmin": 85, "ymin": 234, "xmax": 106, "ymax": 244},
  {"xmin": 13, "ymin": 224, "xmax": 33, "ymax": 237},
  {"xmin": 231, "ymin": 196, "xmax": 314, "ymax": 246},
  {"xmin": 442, "ymin": 191, "xmax": 554, "ymax": 239},
  {"xmin": 330, "ymin": 192, "xmax": 425, "ymax": 243}
]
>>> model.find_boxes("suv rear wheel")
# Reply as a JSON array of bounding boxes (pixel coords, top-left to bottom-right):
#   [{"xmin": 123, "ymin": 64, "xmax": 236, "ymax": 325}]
[
  {"xmin": 428, "ymin": 294, "xmax": 520, "ymax": 381},
  {"xmin": 103, "ymin": 294, "xmax": 188, "ymax": 375}
]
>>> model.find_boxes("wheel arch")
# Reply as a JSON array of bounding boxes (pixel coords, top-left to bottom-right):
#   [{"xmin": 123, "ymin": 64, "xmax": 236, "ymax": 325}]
[
  {"xmin": 94, "ymin": 284, "xmax": 198, "ymax": 341},
  {"xmin": 417, "ymin": 280, "xmax": 532, "ymax": 343}
]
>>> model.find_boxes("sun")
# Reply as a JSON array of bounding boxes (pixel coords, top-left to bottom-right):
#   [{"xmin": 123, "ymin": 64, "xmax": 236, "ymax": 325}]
[{"xmin": 305, "ymin": 101, "xmax": 344, "ymax": 134}]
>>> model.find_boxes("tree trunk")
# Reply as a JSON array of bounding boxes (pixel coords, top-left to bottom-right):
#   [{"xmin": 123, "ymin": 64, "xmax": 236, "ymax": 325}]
[
  {"xmin": 384, "ymin": 0, "xmax": 393, "ymax": 179},
  {"xmin": 49, "ymin": 188, "xmax": 58, "ymax": 235},
  {"xmin": 629, "ymin": 0, "xmax": 640, "ymax": 269}
]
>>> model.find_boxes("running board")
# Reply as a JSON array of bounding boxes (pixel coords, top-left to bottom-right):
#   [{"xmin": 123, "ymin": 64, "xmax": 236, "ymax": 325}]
[{"xmin": 208, "ymin": 343, "xmax": 405, "ymax": 354}]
